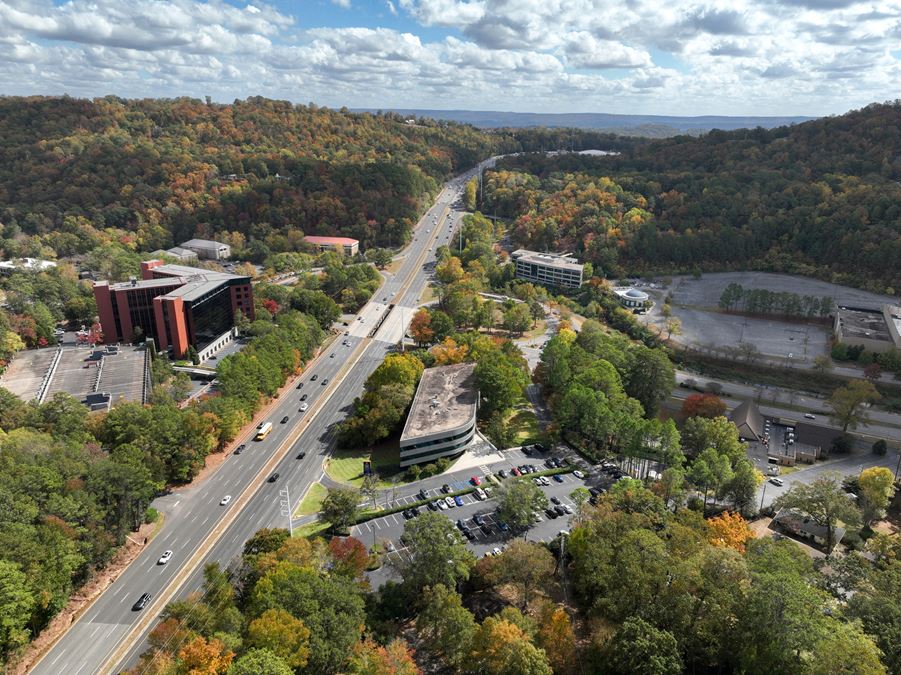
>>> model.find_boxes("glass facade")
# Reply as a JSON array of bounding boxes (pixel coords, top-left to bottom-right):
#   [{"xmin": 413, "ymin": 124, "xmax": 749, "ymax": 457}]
[{"xmin": 187, "ymin": 283, "xmax": 235, "ymax": 352}]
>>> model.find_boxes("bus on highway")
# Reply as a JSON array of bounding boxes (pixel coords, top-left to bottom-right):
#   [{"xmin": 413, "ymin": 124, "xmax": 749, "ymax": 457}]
[{"xmin": 255, "ymin": 422, "xmax": 272, "ymax": 441}]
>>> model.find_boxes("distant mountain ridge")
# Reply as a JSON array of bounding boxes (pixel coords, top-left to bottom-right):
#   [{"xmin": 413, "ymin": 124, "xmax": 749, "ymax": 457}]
[{"xmin": 354, "ymin": 109, "xmax": 816, "ymax": 136}]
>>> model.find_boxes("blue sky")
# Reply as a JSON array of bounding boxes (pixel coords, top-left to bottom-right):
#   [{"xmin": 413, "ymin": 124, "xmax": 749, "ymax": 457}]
[{"xmin": 6, "ymin": 0, "xmax": 901, "ymax": 115}]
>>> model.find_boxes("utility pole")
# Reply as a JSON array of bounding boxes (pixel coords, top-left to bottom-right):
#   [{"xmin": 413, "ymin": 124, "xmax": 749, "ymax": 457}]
[
  {"xmin": 758, "ymin": 480, "xmax": 768, "ymax": 513},
  {"xmin": 279, "ymin": 486, "xmax": 293, "ymax": 536}
]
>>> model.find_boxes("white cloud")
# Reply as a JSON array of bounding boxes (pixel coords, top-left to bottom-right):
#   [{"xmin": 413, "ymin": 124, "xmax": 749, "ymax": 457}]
[{"xmin": 0, "ymin": 0, "xmax": 897, "ymax": 114}]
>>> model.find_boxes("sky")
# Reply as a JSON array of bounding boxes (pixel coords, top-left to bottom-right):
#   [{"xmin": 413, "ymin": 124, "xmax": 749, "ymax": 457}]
[{"xmin": 0, "ymin": 0, "xmax": 899, "ymax": 116}]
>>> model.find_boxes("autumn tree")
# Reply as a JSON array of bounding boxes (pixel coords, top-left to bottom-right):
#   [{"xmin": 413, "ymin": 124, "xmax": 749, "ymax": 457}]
[
  {"xmin": 347, "ymin": 637, "xmax": 421, "ymax": 675},
  {"xmin": 468, "ymin": 616, "xmax": 552, "ymax": 675},
  {"xmin": 416, "ymin": 584, "xmax": 477, "ymax": 670},
  {"xmin": 177, "ymin": 636, "xmax": 234, "ymax": 675},
  {"xmin": 707, "ymin": 511, "xmax": 753, "ymax": 553},
  {"xmin": 328, "ymin": 536, "xmax": 369, "ymax": 578},
  {"xmin": 858, "ymin": 466, "xmax": 896, "ymax": 525},
  {"xmin": 245, "ymin": 608, "xmax": 311, "ymax": 670},
  {"xmin": 409, "ymin": 308, "xmax": 434, "ymax": 345},
  {"xmin": 483, "ymin": 540, "xmax": 555, "ymax": 607},
  {"xmin": 535, "ymin": 603, "xmax": 576, "ymax": 674},
  {"xmin": 681, "ymin": 393, "xmax": 726, "ymax": 419},
  {"xmin": 829, "ymin": 380, "xmax": 881, "ymax": 432}
]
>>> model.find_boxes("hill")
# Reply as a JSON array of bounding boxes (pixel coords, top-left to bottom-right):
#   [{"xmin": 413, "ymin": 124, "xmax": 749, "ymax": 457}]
[
  {"xmin": 355, "ymin": 108, "xmax": 815, "ymax": 137},
  {"xmin": 484, "ymin": 102, "xmax": 901, "ymax": 292}
]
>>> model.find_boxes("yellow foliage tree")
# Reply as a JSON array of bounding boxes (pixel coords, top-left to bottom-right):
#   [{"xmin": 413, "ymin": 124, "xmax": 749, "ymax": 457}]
[{"xmin": 707, "ymin": 511, "xmax": 754, "ymax": 553}]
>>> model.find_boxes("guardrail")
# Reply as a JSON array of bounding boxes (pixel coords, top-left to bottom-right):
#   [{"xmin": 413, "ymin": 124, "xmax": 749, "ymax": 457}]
[{"xmin": 36, "ymin": 345, "xmax": 63, "ymax": 403}]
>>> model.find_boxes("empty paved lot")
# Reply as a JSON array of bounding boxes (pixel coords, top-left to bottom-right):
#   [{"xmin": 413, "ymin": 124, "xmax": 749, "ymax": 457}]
[
  {"xmin": 47, "ymin": 349, "xmax": 98, "ymax": 398},
  {"xmin": 99, "ymin": 349, "xmax": 146, "ymax": 403}
]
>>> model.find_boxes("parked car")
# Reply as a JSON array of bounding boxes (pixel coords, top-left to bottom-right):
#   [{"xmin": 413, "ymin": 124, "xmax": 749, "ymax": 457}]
[
  {"xmin": 551, "ymin": 496, "xmax": 561, "ymax": 505},
  {"xmin": 573, "ymin": 470, "xmax": 585, "ymax": 479},
  {"xmin": 418, "ymin": 489, "xmax": 429, "ymax": 500},
  {"xmin": 498, "ymin": 470, "xmax": 508, "ymax": 479},
  {"xmin": 473, "ymin": 514, "xmax": 485, "ymax": 526},
  {"xmin": 769, "ymin": 477, "xmax": 784, "ymax": 486},
  {"xmin": 511, "ymin": 467, "xmax": 521, "ymax": 477},
  {"xmin": 132, "ymin": 593, "xmax": 152, "ymax": 611},
  {"xmin": 454, "ymin": 495, "xmax": 465, "ymax": 507},
  {"xmin": 428, "ymin": 501, "xmax": 439, "ymax": 511},
  {"xmin": 157, "ymin": 550, "xmax": 173, "ymax": 565},
  {"xmin": 456, "ymin": 519, "xmax": 467, "ymax": 531},
  {"xmin": 554, "ymin": 505, "xmax": 567, "ymax": 517},
  {"xmin": 470, "ymin": 476, "xmax": 481, "ymax": 486},
  {"xmin": 475, "ymin": 488, "xmax": 487, "ymax": 500},
  {"xmin": 441, "ymin": 484, "xmax": 452, "ymax": 494},
  {"xmin": 562, "ymin": 504, "xmax": 574, "ymax": 514},
  {"xmin": 445, "ymin": 496, "xmax": 456, "ymax": 508},
  {"xmin": 553, "ymin": 474, "xmax": 564, "ymax": 483},
  {"xmin": 545, "ymin": 508, "xmax": 558, "ymax": 519}
]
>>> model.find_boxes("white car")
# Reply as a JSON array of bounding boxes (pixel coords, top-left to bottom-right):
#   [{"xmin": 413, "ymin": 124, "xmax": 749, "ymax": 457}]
[
  {"xmin": 540, "ymin": 476, "xmax": 551, "ymax": 486},
  {"xmin": 492, "ymin": 547, "xmax": 502, "ymax": 556},
  {"xmin": 768, "ymin": 477, "xmax": 784, "ymax": 487},
  {"xmin": 438, "ymin": 499, "xmax": 449, "ymax": 510},
  {"xmin": 804, "ymin": 413, "xmax": 816, "ymax": 419},
  {"xmin": 299, "ymin": 403, "xmax": 309, "ymax": 412},
  {"xmin": 445, "ymin": 496, "xmax": 456, "ymax": 508},
  {"xmin": 562, "ymin": 504, "xmax": 574, "ymax": 514},
  {"xmin": 220, "ymin": 495, "xmax": 232, "ymax": 506},
  {"xmin": 157, "ymin": 550, "xmax": 173, "ymax": 565},
  {"xmin": 573, "ymin": 470, "xmax": 585, "ymax": 479},
  {"xmin": 475, "ymin": 488, "xmax": 487, "ymax": 500}
]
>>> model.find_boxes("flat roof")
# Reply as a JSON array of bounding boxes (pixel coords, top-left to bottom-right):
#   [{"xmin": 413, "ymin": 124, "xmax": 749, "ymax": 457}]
[
  {"xmin": 836, "ymin": 306, "xmax": 892, "ymax": 342},
  {"xmin": 181, "ymin": 238, "xmax": 229, "ymax": 249},
  {"xmin": 304, "ymin": 235, "xmax": 360, "ymax": 246},
  {"xmin": 400, "ymin": 363, "xmax": 477, "ymax": 441},
  {"xmin": 104, "ymin": 263, "xmax": 248, "ymax": 302},
  {"xmin": 511, "ymin": 249, "xmax": 583, "ymax": 271}
]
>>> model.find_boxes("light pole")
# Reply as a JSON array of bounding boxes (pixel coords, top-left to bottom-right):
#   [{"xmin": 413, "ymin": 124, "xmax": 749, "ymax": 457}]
[
  {"xmin": 279, "ymin": 486, "xmax": 293, "ymax": 536},
  {"xmin": 759, "ymin": 480, "xmax": 768, "ymax": 513}
]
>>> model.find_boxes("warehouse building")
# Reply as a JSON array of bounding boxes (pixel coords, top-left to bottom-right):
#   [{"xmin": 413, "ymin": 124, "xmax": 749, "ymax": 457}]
[
  {"xmin": 399, "ymin": 363, "xmax": 479, "ymax": 467},
  {"xmin": 179, "ymin": 238, "xmax": 232, "ymax": 260},
  {"xmin": 511, "ymin": 249, "xmax": 584, "ymax": 289},
  {"xmin": 833, "ymin": 304, "xmax": 901, "ymax": 354},
  {"xmin": 304, "ymin": 235, "xmax": 360, "ymax": 256},
  {"xmin": 93, "ymin": 261, "xmax": 254, "ymax": 359}
]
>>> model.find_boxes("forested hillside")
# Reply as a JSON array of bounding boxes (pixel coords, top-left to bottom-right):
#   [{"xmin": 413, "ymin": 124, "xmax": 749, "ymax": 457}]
[
  {"xmin": 0, "ymin": 96, "xmax": 516, "ymax": 255},
  {"xmin": 484, "ymin": 102, "xmax": 901, "ymax": 292}
]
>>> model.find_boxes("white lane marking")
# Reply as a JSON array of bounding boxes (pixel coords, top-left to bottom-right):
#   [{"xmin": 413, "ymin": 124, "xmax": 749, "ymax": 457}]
[
  {"xmin": 374, "ymin": 520, "xmax": 381, "ymax": 530},
  {"xmin": 171, "ymin": 500, "xmax": 180, "ymax": 509},
  {"xmin": 170, "ymin": 537, "xmax": 179, "ymax": 548}
]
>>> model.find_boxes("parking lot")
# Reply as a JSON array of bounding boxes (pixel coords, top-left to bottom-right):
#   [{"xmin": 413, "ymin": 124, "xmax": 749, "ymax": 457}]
[{"xmin": 352, "ymin": 469, "xmax": 594, "ymax": 585}]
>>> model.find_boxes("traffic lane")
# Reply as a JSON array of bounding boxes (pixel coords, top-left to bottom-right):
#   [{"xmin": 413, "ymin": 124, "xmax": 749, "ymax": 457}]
[{"xmin": 759, "ymin": 449, "xmax": 900, "ymax": 508}]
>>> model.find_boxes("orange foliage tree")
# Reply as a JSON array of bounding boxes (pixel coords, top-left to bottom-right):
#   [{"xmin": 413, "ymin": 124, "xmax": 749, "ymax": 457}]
[
  {"xmin": 409, "ymin": 309, "xmax": 434, "ymax": 345},
  {"xmin": 707, "ymin": 511, "xmax": 754, "ymax": 553},
  {"xmin": 177, "ymin": 636, "xmax": 234, "ymax": 675},
  {"xmin": 681, "ymin": 393, "xmax": 727, "ymax": 419}
]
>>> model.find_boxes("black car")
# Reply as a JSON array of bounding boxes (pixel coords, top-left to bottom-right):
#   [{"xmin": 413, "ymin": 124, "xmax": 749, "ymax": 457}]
[
  {"xmin": 463, "ymin": 529, "xmax": 476, "ymax": 541},
  {"xmin": 268, "ymin": 473, "xmax": 280, "ymax": 483},
  {"xmin": 311, "ymin": 374, "xmax": 318, "ymax": 381},
  {"xmin": 545, "ymin": 459, "xmax": 556, "ymax": 469},
  {"xmin": 456, "ymin": 519, "xmax": 467, "ymax": 530},
  {"xmin": 551, "ymin": 496, "xmax": 561, "ymax": 505},
  {"xmin": 534, "ymin": 443, "xmax": 549, "ymax": 453},
  {"xmin": 322, "ymin": 378, "xmax": 329, "ymax": 385},
  {"xmin": 296, "ymin": 382, "xmax": 303, "ymax": 389},
  {"xmin": 296, "ymin": 451, "xmax": 306, "ymax": 459},
  {"xmin": 554, "ymin": 505, "xmax": 567, "ymax": 517},
  {"xmin": 132, "ymin": 593, "xmax": 152, "ymax": 611},
  {"xmin": 441, "ymin": 484, "xmax": 451, "ymax": 494},
  {"xmin": 300, "ymin": 394, "xmax": 308, "ymax": 401},
  {"xmin": 403, "ymin": 509, "xmax": 414, "ymax": 519},
  {"xmin": 521, "ymin": 445, "xmax": 533, "ymax": 456},
  {"xmin": 545, "ymin": 508, "xmax": 558, "ymax": 519},
  {"xmin": 281, "ymin": 416, "xmax": 289, "ymax": 424},
  {"xmin": 427, "ymin": 501, "xmax": 439, "ymax": 511},
  {"xmin": 498, "ymin": 469, "xmax": 508, "ymax": 479},
  {"xmin": 473, "ymin": 514, "xmax": 485, "ymax": 526},
  {"xmin": 234, "ymin": 444, "xmax": 245, "ymax": 455}
]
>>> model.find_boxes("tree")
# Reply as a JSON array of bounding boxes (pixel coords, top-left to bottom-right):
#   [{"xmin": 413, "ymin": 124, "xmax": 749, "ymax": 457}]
[
  {"xmin": 664, "ymin": 317, "xmax": 682, "ymax": 340},
  {"xmin": 806, "ymin": 620, "xmax": 887, "ymax": 675},
  {"xmin": 246, "ymin": 608, "xmax": 311, "ymax": 670},
  {"xmin": 409, "ymin": 309, "xmax": 434, "ymax": 345},
  {"xmin": 227, "ymin": 649, "xmax": 293, "ymax": 675},
  {"xmin": 468, "ymin": 616, "xmax": 552, "ymax": 675},
  {"xmin": 503, "ymin": 303, "xmax": 533, "ymax": 336},
  {"xmin": 347, "ymin": 638, "xmax": 421, "ymax": 675},
  {"xmin": 328, "ymin": 536, "xmax": 369, "ymax": 578},
  {"xmin": 707, "ymin": 511, "xmax": 753, "ymax": 553},
  {"xmin": 483, "ymin": 540, "xmax": 555, "ymax": 607},
  {"xmin": 680, "ymin": 393, "xmax": 726, "ymax": 419},
  {"xmin": 625, "ymin": 346, "xmax": 674, "ymax": 417},
  {"xmin": 416, "ymin": 584, "xmax": 477, "ymax": 669},
  {"xmin": 320, "ymin": 487, "xmax": 359, "ymax": 533},
  {"xmin": 177, "ymin": 636, "xmax": 234, "ymax": 674},
  {"xmin": 813, "ymin": 355, "xmax": 833, "ymax": 372},
  {"xmin": 600, "ymin": 617, "xmax": 683, "ymax": 675},
  {"xmin": 0, "ymin": 560, "xmax": 35, "ymax": 660},
  {"xmin": 495, "ymin": 480, "xmax": 549, "ymax": 533},
  {"xmin": 864, "ymin": 362, "xmax": 882, "ymax": 381},
  {"xmin": 725, "ymin": 459, "xmax": 763, "ymax": 516},
  {"xmin": 847, "ymin": 558, "xmax": 901, "ymax": 673},
  {"xmin": 535, "ymin": 604, "xmax": 576, "ymax": 675},
  {"xmin": 829, "ymin": 380, "xmax": 881, "ymax": 432},
  {"xmin": 773, "ymin": 474, "xmax": 862, "ymax": 552},
  {"xmin": 474, "ymin": 356, "xmax": 529, "ymax": 419},
  {"xmin": 858, "ymin": 466, "xmax": 895, "ymax": 525},
  {"xmin": 394, "ymin": 512, "xmax": 474, "ymax": 592}
]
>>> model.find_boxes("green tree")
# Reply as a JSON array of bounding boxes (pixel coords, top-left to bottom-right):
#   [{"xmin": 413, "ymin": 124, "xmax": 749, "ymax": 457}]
[
  {"xmin": 503, "ymin": 303, "xmax": 533, "ymax": 336},
  {"xmin": 394, "ymin": 512, "xmax": 474, "ymax": 592},
  {"xmin": 599, "ymin": 617, "xmax": 683, "ymax": 675},
  {"xmin": 725, "ymin": 459, "xmax": 763, "ymax": 516},
  {"xmin": 474, "ymin": 356, "xmax": 529, "ymax": 419},
  {"xmin": 847, "ymin": 558, "xmax": 901, "ymax": 673},
  {"xmin": 416, "ymin": 584, "xmax": 477, "ymax": 669},
  {"xmin": 0, "ymin": 560, "xmax": 35, "ymax": 660},
  {"xmin": 495, "ymin": 479, "xmax": 549, "ymax": 533},
  {"xmin": 320, "ymin": 487, "xmax": 359, "ymax": 533},
  {"xmin": 227, "ymin": 648, "xmax": 293, "ymax": 675},
  {"xmin": 805, "ymin": 620, "xmax": 886, "ymax": 675},
  {"xmin": 483, "ymin": 540, "xmax": 555, "ymax": 607},
  {"xmin": 829, "ymin": 380, "xmax": 881, "ymax": 432},
  {"xmin": 772, "ymin": 473, "xmax": 862, "ymax": 552},
  {"xmin": 624, "ymin": 345, "xmax": 674, "ymax": 417}
]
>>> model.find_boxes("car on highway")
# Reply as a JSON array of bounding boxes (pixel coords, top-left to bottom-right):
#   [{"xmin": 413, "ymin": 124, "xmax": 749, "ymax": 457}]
[
  {"xmin": 322, "ymin": 378, "xmax": 329, "ymax": 385},
  {"xmin": 454, "ymin": 495, "xmax": 464, "ymax": 507},
  {"xmin": 330, "ymin": 353, "xmax": 335, "ymax": 358},
  {"xmin": 220, "ymin": 495, "xmax": 232, "ymax": 506},
  {"xmin": 769, "ymin": 477, "xmax": 784, "ymax": 486},
  {"xmin": 132, "ymin": 593, "xmax": 152, "ymax": 611},
  {"xmin": 311, "ymin": 374, "xmax": 318, "ymax": 381},
  {"xmin": 234, "ymin": 444, "xmax": 245, "ymax": 455},
  {"xmin": 281, "ymin": 416, "xmax": 289, "ymax": 424},
  {"xmin": 804, "ymin": 413, "xmax": 816, "ymax": 419},
  {"xmin": 300, "ymin": 394, "xmax": 308, "ymax": 401},
  {"xmin": 157, "ymin": 550, "xmax": 173, "ymax": 565},
  {"xmin": 299, "ymin": 403, "xmax": 308, "ymax": 412},
  {"xmin": 268, "ymin": 473, "xmax": 280, "ymax": 483},
  {"xmin": 296, "ymin": 382, "xmax": 303, "ymax": 389}
]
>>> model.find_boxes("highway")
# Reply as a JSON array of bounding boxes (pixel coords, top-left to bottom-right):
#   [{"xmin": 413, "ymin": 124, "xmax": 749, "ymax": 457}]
[{"xmin": 30, "ymin": 165, "xmax": 487, "ymax": 675}]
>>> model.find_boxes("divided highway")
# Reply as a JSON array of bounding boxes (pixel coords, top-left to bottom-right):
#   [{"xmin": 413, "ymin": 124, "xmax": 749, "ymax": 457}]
[{"xmin": 30, "ymin": 167, "xmax": 484, "ymax": 675}]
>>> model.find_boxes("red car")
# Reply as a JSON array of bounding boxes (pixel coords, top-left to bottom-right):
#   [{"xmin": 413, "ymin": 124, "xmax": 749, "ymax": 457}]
[
  {"xmin": 470, "ymin": 476, "xmax": 481, "ymax": 486},
  {"xmin": 511, "ymin": 467, "xmax": 522, "ymax": 476}
]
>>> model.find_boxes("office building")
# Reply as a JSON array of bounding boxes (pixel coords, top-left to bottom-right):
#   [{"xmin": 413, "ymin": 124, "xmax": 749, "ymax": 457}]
[
  {"xmin": 834, "ymin": 304, "xmax": 901, "ymax": 354},
  {"xmin": 303, "ymin": 235, "xmax": 360, "ymax": 256},
  {"xmin": 179, "ymin": 239, "xmax": 231, "ymax": 260},
  {"xmin": 93, "ymin": 261, "xmax": 254, "ymax": 359},
  {"xmin": 511, "ymin": 249, "xmax": 584, "ymax": 289},
  {"xmin": 399, "ymin": 363, "xmax": 478, "ymax": 467}
]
